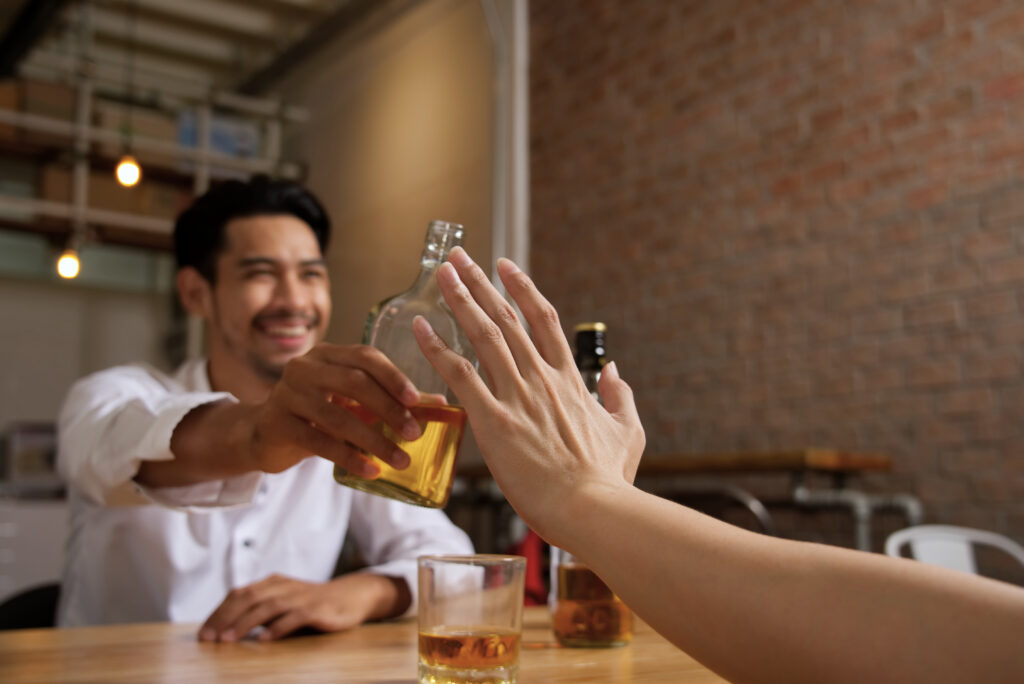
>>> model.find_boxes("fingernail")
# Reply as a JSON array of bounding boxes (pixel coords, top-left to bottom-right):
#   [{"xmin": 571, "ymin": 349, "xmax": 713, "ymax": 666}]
[
  {"xmin": 199, "ymin": 628, "xmax": 216, "ymax": 641},
  {"xmin": 401, "ymin": 419, "xmax": 422, "ymax": 441},
  {"xmin": 413, "ymin": 315, "xmax": 435, "ymax": 338},
  {"xmin": 391, "ymin": 448, "xmax": 411, "ymax": 469},
  {"xmin": 219, "ymin": 630, "xmax": 236, "ymax": 643},
  {"xmin": 437, "ymin": 262, "xmax": 459, "ymax": 284},
  {"xmin": 497, "ymin": 258, "xmax": 520, "ymax": 274},
  {"xmin": 258, "ymin": 630, "xmax": 272, "ymax": 642},
  {"xmin": 447, "ymin": 247, "xmax": 471, "ymax": 266},
  {"xmin": 604, "ymin": 360, "xmax": 619, "ymax": 379},
  {"xmin": 401, "ymin": 385, "xmax": 420, "ymax": 406}
]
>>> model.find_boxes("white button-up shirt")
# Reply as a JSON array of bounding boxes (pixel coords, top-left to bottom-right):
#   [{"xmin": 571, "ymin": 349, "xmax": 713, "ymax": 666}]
[{"xmin": 55, "ymin": 359, "xmax": 473, "ymax": 627}]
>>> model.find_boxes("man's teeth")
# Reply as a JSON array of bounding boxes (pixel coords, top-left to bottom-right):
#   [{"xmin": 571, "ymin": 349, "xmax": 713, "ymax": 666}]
[{"xmin": 265, "ymin": 325, "xmax": 307, "ymax": 337}]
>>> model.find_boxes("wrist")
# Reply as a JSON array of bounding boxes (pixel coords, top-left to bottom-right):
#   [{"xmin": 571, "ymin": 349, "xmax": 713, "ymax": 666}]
[
  {"xmin": 540, "ymin": 477, "xmax": 635, "ymax": 552},
  {"xmin": 227, "ymin": 402, "xmax": 262, "ymax": 472},
  {"xmin": 329, "ymin": 573, "xmax": 411, "ymax": 622}
]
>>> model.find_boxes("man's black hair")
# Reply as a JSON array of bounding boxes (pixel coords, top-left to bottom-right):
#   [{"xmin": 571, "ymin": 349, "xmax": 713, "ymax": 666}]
[{"xmin": 173, "ymin": 175, "xmax": 330, "ymax": 282}]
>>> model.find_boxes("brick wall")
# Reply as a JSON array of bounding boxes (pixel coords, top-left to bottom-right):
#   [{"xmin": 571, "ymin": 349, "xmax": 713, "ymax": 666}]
[{"xmin": 530, "ymin": 0, "xmax": 1024, "ymax": 552}]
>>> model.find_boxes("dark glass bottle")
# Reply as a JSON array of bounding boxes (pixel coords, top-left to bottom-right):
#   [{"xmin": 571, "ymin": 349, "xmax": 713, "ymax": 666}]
[
  {"xmin": 549, "ymin": 322, "xmax": 633, "ymax": 647},
  {"xmin": 573, "ymin": 322, "xmax": 607, "ymax": 399},
  {"xmin": 333, "ymin": 220, "xmax": 475, "ymax": 508}
]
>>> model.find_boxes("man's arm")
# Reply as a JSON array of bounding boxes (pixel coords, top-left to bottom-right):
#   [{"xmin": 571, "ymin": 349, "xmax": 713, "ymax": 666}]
[
  {"xmin": 136, "ymin": 344, "xmax": 426, "ymax": 488},
  {"xmin": 412, "ymin": 247, "xmax": 1024, "ymax": 684},
  {"xmin": 197, "ymin": 488, "xmax": 473, "ymax": 642}
]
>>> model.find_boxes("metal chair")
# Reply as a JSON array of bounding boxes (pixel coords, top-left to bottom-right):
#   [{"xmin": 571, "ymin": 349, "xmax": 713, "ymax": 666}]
[{"xmin": 884, "ymin": 525, "xmax": 1024, "ymax": 575}]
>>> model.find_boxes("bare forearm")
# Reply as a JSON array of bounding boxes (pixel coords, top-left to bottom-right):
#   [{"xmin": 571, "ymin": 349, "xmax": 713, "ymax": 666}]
[
  {"xmin": 562, "ymin": 483, "xmax": 1024, "ymax": 684},
  {"xmin": 136, "ymin": 400, "xmax": 258, "ymax": 488}
]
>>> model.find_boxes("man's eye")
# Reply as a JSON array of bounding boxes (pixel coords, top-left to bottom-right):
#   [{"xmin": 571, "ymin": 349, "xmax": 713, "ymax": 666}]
[
  {"xmin": 303, "ymin": 269, "xmax": 326, "ymax": 280},
  {"xmin": 245, "ymin": 270, "xmax": 275, "ymax": 279}
]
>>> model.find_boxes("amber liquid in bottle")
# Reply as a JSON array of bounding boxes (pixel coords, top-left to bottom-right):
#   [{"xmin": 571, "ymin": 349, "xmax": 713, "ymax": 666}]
[
  {"xmin": 552, "ymin": 563, "xmax": 633, "ymax": 647},
  {"xmin": 332, "ymin": 399, "xmax": 467, "ymax": 508},
  {"xmin": 418, "ymin": 629, "xmax": 521, "ymax": 671}
]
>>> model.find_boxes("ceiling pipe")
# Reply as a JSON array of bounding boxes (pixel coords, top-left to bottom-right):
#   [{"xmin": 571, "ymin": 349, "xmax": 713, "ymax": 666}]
[{"xmin": 0, "ymin": 0, "xmax": 70, "ymax": 78}]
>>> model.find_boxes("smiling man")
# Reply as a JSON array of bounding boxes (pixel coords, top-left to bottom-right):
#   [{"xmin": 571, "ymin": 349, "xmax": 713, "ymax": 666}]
[{"xmin": 55, "ymin": 176, "xmax": 472, "ymax": 638}]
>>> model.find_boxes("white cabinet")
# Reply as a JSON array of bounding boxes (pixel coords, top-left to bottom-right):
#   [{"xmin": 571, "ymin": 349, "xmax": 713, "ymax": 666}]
[{"xmin": 0, "ymin": 498, "xmax": 67, "ymax": 603}]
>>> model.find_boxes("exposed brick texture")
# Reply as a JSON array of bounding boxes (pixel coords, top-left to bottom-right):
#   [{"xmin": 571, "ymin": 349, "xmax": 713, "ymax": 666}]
[{"xmin": 530, "ymin": 0, "xmax": 1024, "ymax": 557}]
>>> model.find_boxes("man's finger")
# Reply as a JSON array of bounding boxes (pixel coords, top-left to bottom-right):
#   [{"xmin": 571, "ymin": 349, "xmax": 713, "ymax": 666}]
[
  {"xmin": 259, "ymin": 610, "xmax": 310, "ymax": 641},
  {"xmin": 287, "ymin": 415, "xmax": 403, "ymax": 476},
  {"xmin": 221, "ymin": 597, "xmax": 288, "ymax": 643},
  {"xmin": 286, "ymin": 354, "xmax": 423, "ymax": 442},
  {"xmin": 200, "ymin": 582, "xmax": 266, "ymax": 641},
  {"xmin": 313, "ymin": 344, "xmax": 421, "ymax": 407}
]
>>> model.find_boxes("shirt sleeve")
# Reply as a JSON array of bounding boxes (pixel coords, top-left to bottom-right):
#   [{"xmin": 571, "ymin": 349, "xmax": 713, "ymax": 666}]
[
  {"xmin": 56, "ymin": 364, "xmax": 260, "ymax": 509},
  {"xmin": 347, "ymin": 491, "xmax": 474, "ymax": 616}
]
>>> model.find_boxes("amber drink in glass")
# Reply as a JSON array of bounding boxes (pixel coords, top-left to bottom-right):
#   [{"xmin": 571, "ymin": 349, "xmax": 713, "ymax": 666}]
[{"xmin": 418, "ymin": 555, "xmax": 526, "ymax": 684}]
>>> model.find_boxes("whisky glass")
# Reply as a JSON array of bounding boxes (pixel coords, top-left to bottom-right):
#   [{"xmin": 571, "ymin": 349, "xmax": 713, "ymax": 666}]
[{"xmin": 418, "ymin": 554, "xmax": 526, "ymax": 683}]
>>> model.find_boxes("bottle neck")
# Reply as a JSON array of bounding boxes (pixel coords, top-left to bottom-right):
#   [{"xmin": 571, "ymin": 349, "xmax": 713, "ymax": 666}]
[
  {"xmin": 419, "ymin": 220, "xmax": 464, "ymax": 270},
  {"xmin": 574, "ymin": 325, "xmax": 607, "ymax": 398}
]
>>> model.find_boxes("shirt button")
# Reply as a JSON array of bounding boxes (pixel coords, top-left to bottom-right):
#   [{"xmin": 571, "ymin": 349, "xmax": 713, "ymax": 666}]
[{"xmin": 242, "ymin": 539, "xmax": 254, "ymax": 548}]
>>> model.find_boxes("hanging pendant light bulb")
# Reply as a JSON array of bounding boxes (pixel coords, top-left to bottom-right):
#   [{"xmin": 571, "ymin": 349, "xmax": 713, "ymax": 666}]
[
  {"xmin": 56, "ymin": 248, "xmax": 81, "ymax": 279},
  {"xmin": 57, "ymin": 223, "xmax": 88, "ymax": 280},
  {"xmin": 116, "ymin": 1, "xmax": 142, "ymax": 189},
  {"xmin": 116, "ymin": 153, "xmax": 141, "ymax": 186}
]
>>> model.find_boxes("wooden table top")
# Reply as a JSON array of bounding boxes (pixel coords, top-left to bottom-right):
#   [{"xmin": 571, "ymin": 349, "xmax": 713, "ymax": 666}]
[
  {"xmin": 638, "ymin": 448, "xmax": 891, "ymax": 474},
  {"xmin": 457, "ymin": 448, "xmax": 890, "ymax": 483},
  {"xmin": 0, "ymin": 606, "xmax": 725, "ymax": 683}
]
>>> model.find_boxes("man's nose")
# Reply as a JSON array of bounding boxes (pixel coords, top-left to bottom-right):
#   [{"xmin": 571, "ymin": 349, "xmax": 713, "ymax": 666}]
[{"xmin": 274, "ymin": 272, "xmax": 309, "ymax": 308}]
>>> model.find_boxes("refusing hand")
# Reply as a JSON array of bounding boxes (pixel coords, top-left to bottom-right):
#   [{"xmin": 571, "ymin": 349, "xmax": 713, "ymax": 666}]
[{"xmin": 412, "ymin": 247, "xmax": 646, "ymax": 548}]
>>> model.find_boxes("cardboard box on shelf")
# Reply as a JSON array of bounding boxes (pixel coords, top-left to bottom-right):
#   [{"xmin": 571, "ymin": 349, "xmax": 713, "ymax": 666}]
[
  {"xmin": 39, "ymin": 163, "xmax": 190, "ymax": 221},
  {"xmin": 93, "ymin": 101, "xmax": 179, "ymax": 167},
  {"xmin": 41, "ymin": 163, "xmax": 136, "ymax": 214},
  {"xmin": 20, "ymin": 79, "xmax": 76, "ymax": 147}
]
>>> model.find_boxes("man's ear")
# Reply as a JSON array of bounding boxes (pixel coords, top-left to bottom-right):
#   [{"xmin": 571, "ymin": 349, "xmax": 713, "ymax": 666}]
[{"xmin": 176, "ymin": 267, "xmax": 213, "ymax": 318}]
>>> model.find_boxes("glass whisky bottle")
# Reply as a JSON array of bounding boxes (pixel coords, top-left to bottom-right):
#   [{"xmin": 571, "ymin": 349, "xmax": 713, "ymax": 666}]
[{"xmin": 333, "ymin": 220, "xmax": 476, "ymax": 508}]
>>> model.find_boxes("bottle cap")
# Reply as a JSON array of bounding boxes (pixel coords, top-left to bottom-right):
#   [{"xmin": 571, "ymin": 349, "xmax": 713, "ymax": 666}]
[{"xmin": 573, "ymin": 322, "xmax": 607, "ymax": 371}]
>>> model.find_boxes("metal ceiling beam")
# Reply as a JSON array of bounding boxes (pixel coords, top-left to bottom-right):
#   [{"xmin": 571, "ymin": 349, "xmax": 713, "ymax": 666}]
[
  {"xmin": 107, "ymin": 0, "xmax": 284, "ymax": 43},
  {"xmin": 238, "ymin": 0, "xmax": 407, "ymax": 95},
  {"xmin": 89, "ymin": 6, "xmax": 244, "ymax": 65},
  {"xmin": 0, "ymin": 0, "xmax": 69, "ymax": 78}
]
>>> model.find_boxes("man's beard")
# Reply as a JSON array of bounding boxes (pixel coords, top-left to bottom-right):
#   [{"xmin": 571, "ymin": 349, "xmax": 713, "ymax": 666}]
[{"xmin": 248, "ymin": 353, "xmax": 286, "ymax": 383}]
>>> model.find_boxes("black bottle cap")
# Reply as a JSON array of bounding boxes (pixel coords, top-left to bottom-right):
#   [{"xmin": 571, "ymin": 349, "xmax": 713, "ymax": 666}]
[{"xmin": 573, "ymin": 322, "xmax": 607, "ymax": 372}]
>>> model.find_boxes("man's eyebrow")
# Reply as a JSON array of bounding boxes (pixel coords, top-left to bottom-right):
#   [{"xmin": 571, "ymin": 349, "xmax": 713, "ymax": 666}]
[
  {"xmin": 237, "ymin": 257, "xmax": 279, "ymax": 268},
  {"xmin": 236, "ymin": 257, "xmax": 327, "ymax": 268}
]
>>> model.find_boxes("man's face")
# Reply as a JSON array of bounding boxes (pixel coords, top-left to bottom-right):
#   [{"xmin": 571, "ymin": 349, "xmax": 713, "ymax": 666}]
[{"xmin": 204, "ymin": 214, "xmax": 331, "ymax": 383}]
